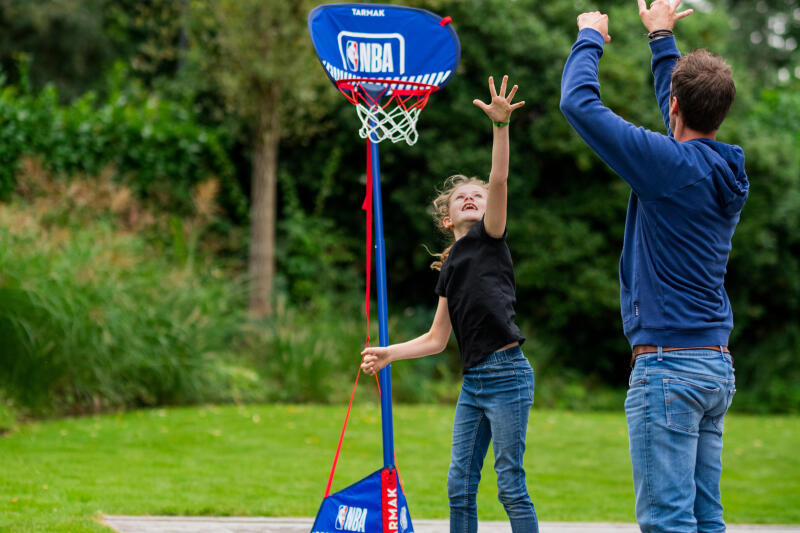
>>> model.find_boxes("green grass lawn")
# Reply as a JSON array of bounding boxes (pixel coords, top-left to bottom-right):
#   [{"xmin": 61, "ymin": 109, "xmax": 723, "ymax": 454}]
[{"xmin": 1, "ymin": 405, "xmax": 798, "ymax": 532}]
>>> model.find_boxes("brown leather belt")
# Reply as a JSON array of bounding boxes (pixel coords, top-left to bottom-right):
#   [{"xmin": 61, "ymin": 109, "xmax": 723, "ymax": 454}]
[
  {"xmin": 631, "ymin": 345, "xmax": 731, "ymax": 368},
  {"xmin": 633, "ymin": 345, "xmax": 730, "ymax": 357}
]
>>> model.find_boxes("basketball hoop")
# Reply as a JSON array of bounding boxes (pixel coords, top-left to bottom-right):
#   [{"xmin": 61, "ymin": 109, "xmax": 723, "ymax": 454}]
[
  {"xmin": 337, "ymin": 78, "xmax": 437, "ymax": 145},
  {"xmin": 307, "ymin": 5, "xmax": 460, "ymax": 531}
]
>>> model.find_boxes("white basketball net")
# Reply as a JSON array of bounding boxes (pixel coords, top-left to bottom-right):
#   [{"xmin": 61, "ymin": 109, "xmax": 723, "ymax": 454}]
[
  {"xmin": 354, "ymin": 102, "xmax": 423, "ymax": 145},
  {"xmin": 337, "ymin": 79, "xmax": 436, "ymax": 146}
]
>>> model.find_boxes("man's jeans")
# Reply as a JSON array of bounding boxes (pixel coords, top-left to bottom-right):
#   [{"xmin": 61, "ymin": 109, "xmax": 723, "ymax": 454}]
[
  {"xmin": 626, "ymin": 348, "xmax": 736, "ymax": 533},
  {"xmin": 448, "ymin": 346, "xmax": 538, "ymax": 533}
]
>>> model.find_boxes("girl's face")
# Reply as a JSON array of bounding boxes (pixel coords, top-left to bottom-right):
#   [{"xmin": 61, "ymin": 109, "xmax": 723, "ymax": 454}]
[{"xmin": 444, "ymin": 183, "xmax": 487, "ymax": 232}]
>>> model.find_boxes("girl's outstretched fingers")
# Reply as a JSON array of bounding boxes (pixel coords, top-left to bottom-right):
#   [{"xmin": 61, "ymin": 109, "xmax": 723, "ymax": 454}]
[
  {"xmin": 473, "ymin": 98, "xmax": 490, "ymax": 111},
  {"xmin": 507, "ymin": 84, "xmax": 525, "ymax": 110}
]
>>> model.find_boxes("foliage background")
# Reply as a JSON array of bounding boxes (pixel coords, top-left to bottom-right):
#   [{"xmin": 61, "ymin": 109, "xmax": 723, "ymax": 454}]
[{"xmin": 0, "ymin": 0, "xmax": 798, "ymax": 419}]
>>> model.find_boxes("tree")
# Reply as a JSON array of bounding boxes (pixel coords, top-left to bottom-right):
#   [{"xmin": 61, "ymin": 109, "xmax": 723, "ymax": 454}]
[
  {"xmin": 0, "ymin": 0, "xmax": 113, "ymax": 100},
  {"xmin": 727, "ymin": 0, "xmax": 800, "ymax": 85},
  {"xmin": 103, "ymin": 0, "xmax": 188, "ymax": 83},
  {"xmin": 187, "ymin": 0, "xmax": 334, "ymax": 317}
]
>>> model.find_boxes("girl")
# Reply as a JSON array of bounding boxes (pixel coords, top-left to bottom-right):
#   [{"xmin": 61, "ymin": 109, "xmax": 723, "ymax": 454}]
[{"xmin": 361, "ymin": 76, "xmax": 537, "ymax": 533}]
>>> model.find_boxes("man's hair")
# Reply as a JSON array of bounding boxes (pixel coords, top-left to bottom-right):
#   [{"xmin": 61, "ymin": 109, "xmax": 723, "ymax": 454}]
[{"xmin": 671, "ymin": 49, "xmax": 736, "ymax": 133}]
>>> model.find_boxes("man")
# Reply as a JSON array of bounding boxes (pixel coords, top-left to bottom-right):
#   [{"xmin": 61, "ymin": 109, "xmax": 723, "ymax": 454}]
[{"xmin": 560, "ymin": 1, "xmax": 748, "ymax": 531}]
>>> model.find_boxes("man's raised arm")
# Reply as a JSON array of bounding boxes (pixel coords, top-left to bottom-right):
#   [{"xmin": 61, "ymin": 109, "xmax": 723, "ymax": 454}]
[
  {"xmin": 560, "ymin": 12, "xmax": 683, "ymax": 200},
  {"xmin": 639, "ymin": 0, "xmax": 693, "ymax": 134}
]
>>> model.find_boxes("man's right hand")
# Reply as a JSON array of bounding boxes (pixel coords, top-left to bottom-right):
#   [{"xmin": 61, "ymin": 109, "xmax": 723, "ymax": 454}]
[
  {"xmin": 577, "ymin": 11, "xmax": 611, "ymax": 43},
  {"xmin": 638, "ymin": 0, "xmax": 693, "ymax": 33}
]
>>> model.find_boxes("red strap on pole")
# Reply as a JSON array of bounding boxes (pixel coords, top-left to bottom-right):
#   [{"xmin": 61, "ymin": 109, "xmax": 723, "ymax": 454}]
[
  {"xmin": 323, "ymin": 139, "xmax": 380, "ymax": 498},
  {"xmin": 363, "ymin": 139, "xmax": 373, "ymax": 348},
  {"xmin": 381, "ymin": 468, "xmax": 399, "ymax": 533},
  {"xmin": 323, "ymin": 364, "xmax": 362, "ymax": 498},
  {"xmin": 364, "ymin": 140, "xmax": 381, "ymax": 392}
]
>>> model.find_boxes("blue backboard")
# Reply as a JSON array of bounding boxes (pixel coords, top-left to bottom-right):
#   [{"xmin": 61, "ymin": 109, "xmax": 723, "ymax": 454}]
[{"xmin": 308, "ymin": 3, "xmax": 460, "ymax": 93}]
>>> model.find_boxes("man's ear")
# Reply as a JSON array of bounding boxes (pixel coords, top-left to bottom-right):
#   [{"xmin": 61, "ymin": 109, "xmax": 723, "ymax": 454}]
[{"xmin": 670, "ymin": 96, "xmax": 680, "ymax": 116}]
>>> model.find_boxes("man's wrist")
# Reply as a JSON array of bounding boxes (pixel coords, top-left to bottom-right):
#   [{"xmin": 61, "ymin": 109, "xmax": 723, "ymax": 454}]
[
  {"xmin": 578, "ymin": 27, "xmax": 606, "ymax": 45},
  {"xmin": 579, "ymin": 26, "xmax": 603, "ymax": 35},
  {"xmin": 648, "ymin": 28, "xmax": 673, "ymax": 40}
]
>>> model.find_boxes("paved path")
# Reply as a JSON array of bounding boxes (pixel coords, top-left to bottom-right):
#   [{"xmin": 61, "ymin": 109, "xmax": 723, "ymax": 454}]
[{"xmin": 103, "ymin": 516, "xmax": 800, "ymax": 533}]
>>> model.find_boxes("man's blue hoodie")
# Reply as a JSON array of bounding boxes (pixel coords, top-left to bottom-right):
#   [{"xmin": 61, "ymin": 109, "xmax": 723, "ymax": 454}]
[{"xmin": 560, "ymin": 29, "xmax": 749, "ymax": 348}]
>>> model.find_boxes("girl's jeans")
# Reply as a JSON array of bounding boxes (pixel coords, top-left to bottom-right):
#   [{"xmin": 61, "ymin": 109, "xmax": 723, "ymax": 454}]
[
  {"xmin": 626, "ymin": 348, "xmax": 736, "ymax": 533},
  {"xmin": 447, "ymin": 346, "xmax": 538, "ymax": 533}
]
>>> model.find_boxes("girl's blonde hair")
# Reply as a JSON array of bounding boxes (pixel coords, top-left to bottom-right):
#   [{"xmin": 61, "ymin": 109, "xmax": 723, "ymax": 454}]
[{"xmin": 429, "ymin": 174, "xmax": 489, "ymax": 271}]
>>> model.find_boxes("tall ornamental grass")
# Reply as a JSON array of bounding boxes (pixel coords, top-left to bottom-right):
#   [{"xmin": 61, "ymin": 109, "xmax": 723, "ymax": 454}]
[
  {"xmin": 0, "ymin": 201, "xmax": 251, "ymax": 414},
  {"xmin": 0, "ymin": 177, "xmax": 461, "ymax": 415}
]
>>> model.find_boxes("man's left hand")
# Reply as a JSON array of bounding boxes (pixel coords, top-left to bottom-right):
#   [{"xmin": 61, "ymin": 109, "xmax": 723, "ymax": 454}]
[{"xmin": 577, "ymin": 11, "xmax": 611, "ymax": 43}]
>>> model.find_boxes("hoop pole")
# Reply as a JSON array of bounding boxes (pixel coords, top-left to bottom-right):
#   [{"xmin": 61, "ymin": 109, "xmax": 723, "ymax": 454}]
[{"xmin": 370, "ymin": 138, "xmax": 395, "ymax": 468}]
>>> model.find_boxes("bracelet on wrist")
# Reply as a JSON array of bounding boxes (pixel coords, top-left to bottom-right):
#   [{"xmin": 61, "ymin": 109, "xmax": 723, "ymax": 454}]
[
  {"xmin": 492, "ymin": 120, "xmax": 510, "ymax": 127},
  {"xmin": 648, "ymin": 28, "xmax": 673, "ymax": 40}
]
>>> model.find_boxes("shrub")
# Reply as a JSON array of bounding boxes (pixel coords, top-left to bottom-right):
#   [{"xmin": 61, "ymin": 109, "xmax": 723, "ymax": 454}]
[{"xmin": 0, "ymin": 59, "xmax": 245, "ymax": 219}]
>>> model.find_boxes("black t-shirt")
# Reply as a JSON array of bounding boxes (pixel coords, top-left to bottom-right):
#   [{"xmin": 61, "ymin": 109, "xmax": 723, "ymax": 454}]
[{"xmin": 435, "ymin": 218, "xmax": 525, "ymax": 372}]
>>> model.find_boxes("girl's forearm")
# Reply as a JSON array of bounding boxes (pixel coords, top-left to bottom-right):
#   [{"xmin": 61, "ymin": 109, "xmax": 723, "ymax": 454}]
[
  {"xmin": 489, "ymin": 124, "xmax": 510, "ymax": 183},
  {"xmin": 386, "ymin": 332, "xmax": 446, "ymax": 363}
]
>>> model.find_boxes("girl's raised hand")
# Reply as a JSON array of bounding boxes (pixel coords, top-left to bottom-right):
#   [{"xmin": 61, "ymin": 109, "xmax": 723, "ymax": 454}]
[
  {"xmin": 361, "ymin": 346, "xmax": 391, "ymax": 375},
  {"xmin": 473, "ymin": 75, "xmax": 525, "ymax": 122}
]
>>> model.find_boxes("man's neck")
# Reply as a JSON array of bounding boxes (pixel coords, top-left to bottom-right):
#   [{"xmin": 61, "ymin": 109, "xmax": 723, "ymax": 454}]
[{"xmin": 674, "ymin": 124, "xmax": 717, "ymax": 143}]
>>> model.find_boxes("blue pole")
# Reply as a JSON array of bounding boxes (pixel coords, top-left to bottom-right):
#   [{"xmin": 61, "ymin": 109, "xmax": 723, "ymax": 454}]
[{"xmin": 370, "ymin": 139, "xmax": 395, "ymax": 468}]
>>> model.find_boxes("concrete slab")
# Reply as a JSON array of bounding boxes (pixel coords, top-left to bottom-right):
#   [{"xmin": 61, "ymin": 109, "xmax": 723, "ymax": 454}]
[{"xmin": 103, "ymin": 516, "xmax": 800, "ymax": 533}]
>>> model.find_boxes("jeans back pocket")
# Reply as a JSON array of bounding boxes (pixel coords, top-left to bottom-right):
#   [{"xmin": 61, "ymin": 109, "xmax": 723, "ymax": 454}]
[{"xmin": 663, "ymin": 378, "xmax": 721, "ymax": 434}]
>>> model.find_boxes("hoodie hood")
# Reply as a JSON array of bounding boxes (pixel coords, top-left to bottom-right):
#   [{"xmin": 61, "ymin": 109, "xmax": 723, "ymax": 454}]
[{"xmin": 694, "ymin": 138, "xmax": 749, "ymax": 214}]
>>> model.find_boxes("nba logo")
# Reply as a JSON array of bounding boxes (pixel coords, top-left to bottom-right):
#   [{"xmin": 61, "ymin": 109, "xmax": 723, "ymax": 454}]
[
  {"xmin": 335, "ymin": 505, "xmax": 348, "ymax": 530},
  {"xmin": 346, "ymin": 41, "xmax": 359, "ymax": 71},
  {"xmin": 338, "ymin": 32, "xmax": 405, "ymax": 75}
]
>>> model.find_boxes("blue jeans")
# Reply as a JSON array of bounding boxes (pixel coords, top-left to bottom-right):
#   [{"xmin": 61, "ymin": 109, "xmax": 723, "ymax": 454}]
[
  {"xmin": 625, "ymin": 348, "xmax": 736, "ymax": 533},
  {"xmin": 448, "ymin": 346, "xmax": 538, "ymax": 533}
]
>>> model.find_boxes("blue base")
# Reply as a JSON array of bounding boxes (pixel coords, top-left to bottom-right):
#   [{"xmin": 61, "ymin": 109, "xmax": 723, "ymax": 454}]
[{"xmin": 311, "ymin": 467, "xmax": 414, "ymax": 533}]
